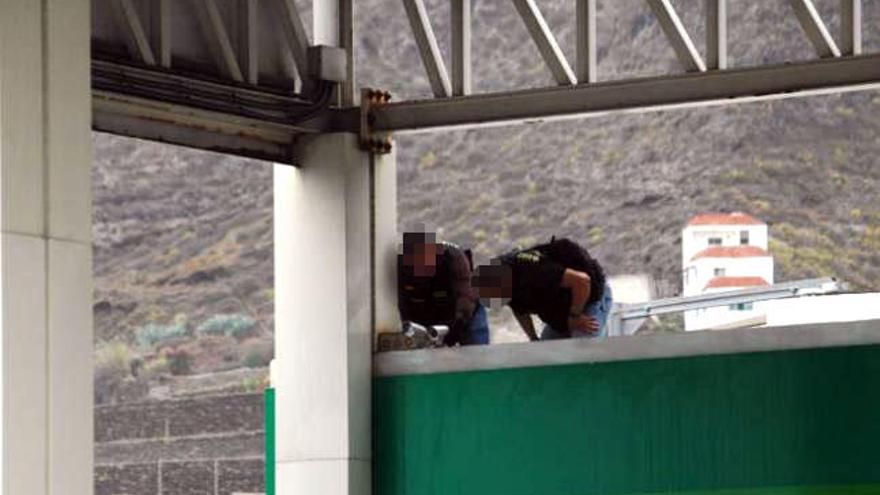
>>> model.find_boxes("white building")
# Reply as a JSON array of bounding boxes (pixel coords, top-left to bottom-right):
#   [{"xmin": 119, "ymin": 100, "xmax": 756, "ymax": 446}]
[
  {"xmin": 679, "ymin": 212, "xmax": 880, "ymax": 331},
  {"xmin": 762, "ymin": 293, "xmax": 880, "ymax": 327},
  {"xmin": 682, "ymin": 213, "xmax": 774, "ymax": 330}
]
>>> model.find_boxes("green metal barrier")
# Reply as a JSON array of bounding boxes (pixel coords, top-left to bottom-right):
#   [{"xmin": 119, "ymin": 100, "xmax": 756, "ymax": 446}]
[
  {"xmin": 374, "ymin": 344, "xmax": 880, "ymax": 495},
  {"xmin": 265, "ymin": 387, "xmax": 275, "ymax": 495}
]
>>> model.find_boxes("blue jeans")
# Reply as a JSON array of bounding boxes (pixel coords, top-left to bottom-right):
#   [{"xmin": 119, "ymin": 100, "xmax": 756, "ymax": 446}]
[
  {"xmin": 541, "ymin": 282, "xmax": 613, "ymax": 340},
  {"xmin": 465, "ymin": 302, "xmax": 490, "ymax": 345}
]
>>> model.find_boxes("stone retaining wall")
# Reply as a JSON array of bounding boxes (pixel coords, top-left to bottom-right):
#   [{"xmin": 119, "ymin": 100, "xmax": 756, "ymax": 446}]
[
  {"xmin": 95, "ymin": 392, "xmax": 266, "ymax": 495},
  {"xmin": 95, "ymin": 393, "xmax": 264, "ymax": 442},
  {"xmin": 95, "ymin": 458, "xmax": 264, "ymax": 495}
]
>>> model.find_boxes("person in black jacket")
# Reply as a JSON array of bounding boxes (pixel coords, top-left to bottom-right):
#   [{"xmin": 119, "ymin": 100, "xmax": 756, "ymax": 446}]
[
  {"xmin": 474, "ymin": 237, "xmax": 611, "ymax": 342},
  {"xmin": 398, "ymin": 231, "xmax": 489, "ymax": 346}
]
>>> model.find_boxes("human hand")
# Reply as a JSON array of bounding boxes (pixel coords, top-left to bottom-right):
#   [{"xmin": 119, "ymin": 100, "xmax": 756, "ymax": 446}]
[{"xmin": 568, "ymin": 315, "xmax": 600, "ymax": 334}]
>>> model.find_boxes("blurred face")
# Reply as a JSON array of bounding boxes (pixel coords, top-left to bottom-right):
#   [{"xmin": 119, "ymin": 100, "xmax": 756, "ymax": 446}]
[
  {"xmin": 405, "ymin": 241, "xmax": 438, "ymax": 277},
  {"xmin": 474, "ymin": 264, "xmax": 512, "ymax": 299}
]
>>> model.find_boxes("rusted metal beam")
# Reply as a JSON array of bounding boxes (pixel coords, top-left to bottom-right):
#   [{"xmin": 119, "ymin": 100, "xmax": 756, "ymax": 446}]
[
  {"xmin": 91, "ymin": 60, "xmax": 332, "ymax": 162},
  {"xmin": 361, "ymin": 54, "xmax": 880, "ymax": 133}
]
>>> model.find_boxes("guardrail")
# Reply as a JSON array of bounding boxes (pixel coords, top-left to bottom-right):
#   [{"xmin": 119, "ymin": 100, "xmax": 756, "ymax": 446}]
[{"xmin": 606, "ymin": 277, "xmax": 841, "ymax": 336}]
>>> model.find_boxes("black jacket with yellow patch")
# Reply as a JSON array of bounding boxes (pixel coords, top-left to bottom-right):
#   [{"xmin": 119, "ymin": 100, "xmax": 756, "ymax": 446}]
[{"xmin": 397, "ymin": 242, "xmax": 476, "ymax": 345}]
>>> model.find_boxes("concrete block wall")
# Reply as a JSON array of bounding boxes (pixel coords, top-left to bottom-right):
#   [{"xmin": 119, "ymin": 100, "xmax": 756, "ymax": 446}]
[
  {"xmin": 95, "ymin": 393, "xmax": 266, "ymax": 495},
  {"xmin": 95, "ymin": 394, "xmax": 265, "ymax": 442},
  {"xmin": 95, "ymin": 459, "xmax": 264, "ymax": 495}
]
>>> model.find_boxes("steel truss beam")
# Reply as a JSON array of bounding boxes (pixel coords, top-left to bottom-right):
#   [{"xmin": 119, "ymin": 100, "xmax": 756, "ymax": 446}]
[
  {"xmin": 451, "ymin": 0, "xmax": 472, "ymax": 96},
  {"xmin": 840, "ymin": 0, "xmax": 862, "ymax": 56},
  {"xmin": 152, "ymin": 0, "xmax": 172, "ymax": 68},
  {"xmin": 512, "ymin": 0, "xmax": 577, "ymax": 86},
  {"xmin": 788, "ymin": 0, "xmax": 841, "ymax": 58},
  {"xmin": 91, "ymin": 60, "xmax": 331, "ymax": 162},
  {"xmin": 706, "ymin": 0, "xmax": 727, "ymax": 70},
  {"xmin": 339, "ymin": 0, "xmax": 356, "ymax": 105},
  {"xmin": 273, "ymin": 0, "xmax": 311, "ymax": 77},
  {"xmin": 239, "ymin": 0, "xmax": 259, "ymax": 85},
  {"xmin": 647, "ymin": 0, "xmax": 706, "ymax": 72},
  {"xmin": 403, "ymin": 0, "xmax": 453, "ymax": 98},
  {"xmin": 109, "ymin": 0, "xmax": 156, "ymax": 66},
  {"xmin": 193, "ymin": 0, "xmax": 245, "ymax": 82},
  {"xmin": 93, "ymin": 91, "xmax": 307, "ymax": 161},
  {"xmin": 362, "ymin": 54, "xmax": 880, "ymax": 133},
  {"xmin": 576, "ymin": 0, "xmax": 597, "ymax": 83},
  {"xmin": 91, "ymin": 54, "xmax": 880, "ymax": 159}
]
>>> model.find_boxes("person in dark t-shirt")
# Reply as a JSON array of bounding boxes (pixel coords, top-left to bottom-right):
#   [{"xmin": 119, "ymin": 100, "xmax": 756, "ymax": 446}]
[
  {"xmin": 474, "ymin": 238, "xmax": 611, "ymax": 341},
  {"xmin": 398, "ymin": 232, "xmax": 489, "ymax": 346}
]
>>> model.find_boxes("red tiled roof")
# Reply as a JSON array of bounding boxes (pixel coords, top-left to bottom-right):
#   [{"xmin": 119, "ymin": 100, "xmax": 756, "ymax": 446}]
[
  {"xmin": 705, "ymin": 276, "xmax": 770, "ymax": 290},
  {"xmin": 687, "ymin": 212, "xmax": 764, "ymax": 226},
  {"xmin": 691, "ymin": 245, "xmax": 770, "ymax": 261}
]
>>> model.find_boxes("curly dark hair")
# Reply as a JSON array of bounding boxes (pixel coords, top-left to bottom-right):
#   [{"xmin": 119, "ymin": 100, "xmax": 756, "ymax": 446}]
[
  {"xmin": 540, "ymin": 237, "xmax": 605, "ymax": 305},
  {"xmin": 580, "ymin": 250, "xmax": 606, "ymax": 305}
]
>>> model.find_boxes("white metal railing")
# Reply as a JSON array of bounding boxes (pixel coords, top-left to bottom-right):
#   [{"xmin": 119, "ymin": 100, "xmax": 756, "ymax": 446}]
[{"xmin": 606, "ymin": 277, "xmax": 842, "ymax": 336}]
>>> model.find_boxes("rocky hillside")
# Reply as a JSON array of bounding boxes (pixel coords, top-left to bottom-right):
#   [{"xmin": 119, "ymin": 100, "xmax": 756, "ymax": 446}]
[
  {"xmin": 93, "ymin": 135, "xmax": 275, "ymax": 403},
  {"xmin": 356, "ymin": 0, "xmax": 880, "ymax": 294},
  {"xmin": 93, "ymin": 0, "xmax": 880, "ymax": 401}
]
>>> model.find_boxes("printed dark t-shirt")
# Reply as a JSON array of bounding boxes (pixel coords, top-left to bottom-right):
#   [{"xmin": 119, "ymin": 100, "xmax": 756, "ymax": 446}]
[{"xmin": 501, "ymin": 249, "xmax": 570, "ymax": 331}]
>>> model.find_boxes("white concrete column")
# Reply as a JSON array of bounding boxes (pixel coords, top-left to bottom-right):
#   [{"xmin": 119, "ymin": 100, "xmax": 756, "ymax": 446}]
[
  {"xmin": 274, "ymin": 133, "xmax": 373, "ymax": 494},
  {"xmin": 273, "ymin": 3, "xmax": 400, "ymax": 491},
  {"xmin": 0, "ymin": 1, "xmax": 93, "ymax": 494},
  {"xmin": 372, "ymin": 149, "xmax": 399, "ymax": 337}
]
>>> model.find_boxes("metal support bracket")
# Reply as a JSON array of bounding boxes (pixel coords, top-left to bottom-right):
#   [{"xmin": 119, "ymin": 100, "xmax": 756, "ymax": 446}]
[
  {"xmin": 288, "ymin": 133, "xmax": 319, "ymax": 167},
  {"xmin": 360, "ymin": 87, "xmax": 393, "ymax": 154}
]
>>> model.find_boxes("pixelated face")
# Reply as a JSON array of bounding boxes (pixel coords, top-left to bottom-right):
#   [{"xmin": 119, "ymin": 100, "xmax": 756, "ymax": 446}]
[
  {"xmin": 412, "ymin": 241, "xmax": 438, "ymax": 277},
  {"xmin": 473, "ymin": 264, "xmax": 512, "ymax": 299},
  {"xmin": 402, "ymin": 232, "xmax": 438, "ymax": 277}
]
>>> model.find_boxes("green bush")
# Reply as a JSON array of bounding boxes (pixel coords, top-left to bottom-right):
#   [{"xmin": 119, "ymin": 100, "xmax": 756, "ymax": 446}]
[
  {"xmin": 720, "ymin": 168, "xmax": 756, "ymax": 184},
  {"xmin": 587, "ymin": 226, "xmax": 604, "ymax": 245},
  {"xmin": 143, "ymin": 355, "xmax": 170, "ymax": 376},
  {"xmin": 240, "ymin": 338, "xmax": 273, "ymax": 369},
  {"xmin": 242, "ymin": 375, "xmax": 265, "ymax": 393},
  {"xmin": 242, "ymin": 349, "xmax": 270, "ymax": 369},
  {"xmin": 135, "ymin": 322, "xmax": 187, "ymax": 348},
  {"xmin": 95, "ymin": 341, "xmax": 135, "ymax": 377},
  {"xmin": 418, "ymin": 150, "xmax": 438, "ymax": 169},
  {"xmin": 165, "ymin": 348, "xmax": 192, "ymax": 376},
  {"xmin": 94, "ymin": 341, "xmax": 138, "ymax": 405},
  {"xmin": 197, "ymin": 313, "xmax": 257, "ymax": 339}
]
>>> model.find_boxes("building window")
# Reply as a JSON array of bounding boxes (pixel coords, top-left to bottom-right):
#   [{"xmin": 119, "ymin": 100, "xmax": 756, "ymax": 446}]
[
  {"xmin": 714, "ymin": 268, "xmax": 725, "ymax": 277},
  {"xmin": 740, "ymin": 230, "xmax": 749, "ymax": 245},
  {"xmin": 709, "ymin": 237, "xmax": 722, "ymax": 246},
  {"xmin": 729, "ymin": 302, "xmax": 754, "ymax": 311}
]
